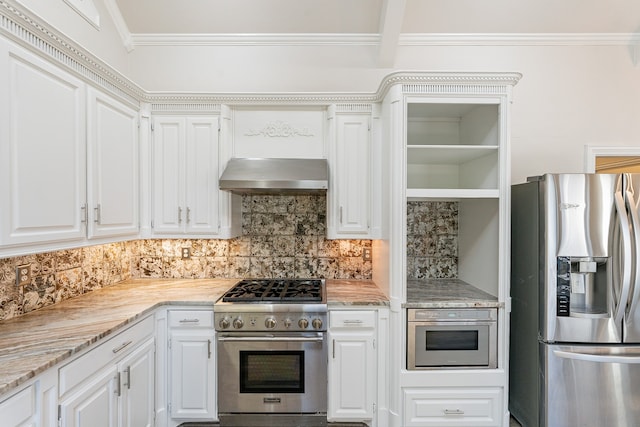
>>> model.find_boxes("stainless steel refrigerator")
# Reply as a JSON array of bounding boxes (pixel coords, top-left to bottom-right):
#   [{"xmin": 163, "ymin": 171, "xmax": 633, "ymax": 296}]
[{"xmin": 510, "ymin": 173, "xmax": 640, "ymax": 427}]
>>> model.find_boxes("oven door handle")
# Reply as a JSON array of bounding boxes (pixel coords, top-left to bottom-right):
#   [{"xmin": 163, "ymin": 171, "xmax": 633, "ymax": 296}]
[{"xmin": 217, "ymin": 335, "xmax": 324, "ymax": 343}]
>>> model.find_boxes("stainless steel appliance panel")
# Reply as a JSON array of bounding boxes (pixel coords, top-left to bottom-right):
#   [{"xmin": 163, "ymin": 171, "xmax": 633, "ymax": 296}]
[
  {"xmin": 217, "ymin": 332, "xmax": 327, "ymax": 414},
  {"xmin": 541, "ymin": 343, "xmax": 640, "ymax": 427},
  {"xmin": 407, "ymin": 308, "xmax": 497, "ymax": 369},
  {"xmin": 540, "ymin": 173, "xmax": 620, "ymax": 344},
  {"xmin": 510, "ymin": 174, "xmax": 640, "ymax": 427}
]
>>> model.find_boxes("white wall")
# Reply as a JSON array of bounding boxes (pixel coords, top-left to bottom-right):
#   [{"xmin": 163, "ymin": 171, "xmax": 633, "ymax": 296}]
[{"xmin": 126, "ymin": 42, "xmax": 640, "ymax": 184}]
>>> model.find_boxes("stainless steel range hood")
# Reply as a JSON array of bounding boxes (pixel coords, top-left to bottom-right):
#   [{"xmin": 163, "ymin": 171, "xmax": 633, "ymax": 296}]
[{"xmin": 219, "ymin": 158, "xmax": 328, "ymax": 194}]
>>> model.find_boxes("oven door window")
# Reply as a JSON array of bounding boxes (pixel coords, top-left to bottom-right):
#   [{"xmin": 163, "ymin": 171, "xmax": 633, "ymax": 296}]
[
  {"xmin": 239, "ymin": 351, "xmax": 305, "ymax": 393},
  {"xmin": 426, "ymin": 330, "xmax": 479, "ymax": 351}
]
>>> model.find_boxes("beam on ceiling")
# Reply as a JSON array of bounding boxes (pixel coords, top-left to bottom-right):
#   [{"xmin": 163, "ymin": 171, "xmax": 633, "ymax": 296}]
[{"xmin": 377, "ymin": 0, "xmax": 406, "ymax": 67}]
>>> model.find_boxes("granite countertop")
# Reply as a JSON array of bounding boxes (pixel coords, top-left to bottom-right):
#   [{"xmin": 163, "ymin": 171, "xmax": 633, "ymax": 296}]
[
  {"xmin": 0, "ymin": 278, "xmax": 388, "ymax": 397},
  {"xmin": 326, "ymin": 279, "xmax": 389, "ymax": 307},
  {"xmin": 404, "ymin": 278, "xmax": 502, "ymax": 308}
]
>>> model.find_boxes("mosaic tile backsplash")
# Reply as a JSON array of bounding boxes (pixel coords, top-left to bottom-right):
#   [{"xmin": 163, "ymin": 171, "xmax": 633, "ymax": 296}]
[
  {"xmin": 0, "ymin": 195, "xmax": 371, "ymax": 321},
  {"xmin": 406, "ymin": 201, "xmax": 458, "ymax": 279}
]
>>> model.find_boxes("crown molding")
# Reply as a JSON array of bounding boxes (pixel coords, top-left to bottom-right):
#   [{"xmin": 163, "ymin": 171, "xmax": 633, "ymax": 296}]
[
  {"xmin": 131, "ymin": 33, "xmax": 381, "ymax": 47},
  {"xmin": 143, "ymin": 71, "xmax": 522, "ymax": 107},
  {"xmin": 400, "ymin": 32, "xmax": 640, "ymax": 46},
  {"xmin": 129, "ymin": 32, "xmax": 640, "ymax": 48}
]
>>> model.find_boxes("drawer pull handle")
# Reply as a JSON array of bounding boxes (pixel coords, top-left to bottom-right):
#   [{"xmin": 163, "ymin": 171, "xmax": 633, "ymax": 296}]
[
  {"xmin": 443, "ymin": 409, "xmax": 464, "ymax": 415},
  {"xmin": 343, "ymin": 319, "xmax": 364, "ymax": 325},
  {"xmin": 179, "ymin": 318, "xmax": 201, "ymax": 323},
  {"xmin": 112, "ymin": 340, "xmax": 133, "ymax": 354}
]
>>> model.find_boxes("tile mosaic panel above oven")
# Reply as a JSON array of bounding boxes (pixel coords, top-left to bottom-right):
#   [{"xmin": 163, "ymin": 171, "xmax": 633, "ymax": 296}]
[{"xmin": 406, "ymin": 201, "xmax": 458, "ymax": 279}]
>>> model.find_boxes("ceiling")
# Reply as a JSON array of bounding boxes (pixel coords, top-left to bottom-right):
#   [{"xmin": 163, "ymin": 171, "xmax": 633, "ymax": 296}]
[
  {"xmin": 108, "ymin": 0, "xmax": 640, "ymax": 63},
  {"xmin": 112, "ymin": 0, "xmax": 640, "ymax": 35}
]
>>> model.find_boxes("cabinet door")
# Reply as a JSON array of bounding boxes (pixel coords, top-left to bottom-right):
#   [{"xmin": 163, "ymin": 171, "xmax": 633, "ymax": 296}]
[
  {"xmin": 152, "ymin": 116, "xmax": 185, "ymax": 234},
  {"xmin": 329, "ymin": 113, "xmax": 370, "ymax": 238},
  {"xmin": 119, "ymin": 337, "xmax": 155, "ymax": 427},
  {"xmin": 0, "ymin": 40, "xmax": 86, "ymax": 247},
  {"xmin": 328, "ymin": 326, "xmax": 376, "ymax": 420},
  {"xmin": 59, "ymin": 365, "xmax": 118, "ymax": 427},
  {"xmin": 87, "ymin": 88, "xmax": 139, "ymax": 239},
  {"xmin": 0, "ymin": 383, "xmax": 37, "ymax": 427},
  {"xmin": 169, "ymin": 329, "xmax": 216, "ymax": 420},
  {"xmin": 184, "ymin": 117, "xmax": 220, "ymax": 235}
]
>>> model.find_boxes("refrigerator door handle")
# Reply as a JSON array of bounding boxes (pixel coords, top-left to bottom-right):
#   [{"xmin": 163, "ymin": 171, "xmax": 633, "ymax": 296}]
[
  {"xmin": 613, "ymin": 191, "xmax": 633, "ymax": 327},
  {"xmin": 625, "ymin": 189, "xmax": 640, "ymax": 319},
  {"xmin": 554, "ymin": 349, "xmax": 640, "ymax": 365}
]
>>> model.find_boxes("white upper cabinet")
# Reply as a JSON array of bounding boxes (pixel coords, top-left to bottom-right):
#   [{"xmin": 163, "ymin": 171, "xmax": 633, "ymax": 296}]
[
  {"xmin": 327, "ymin": 104, "xmax": 380, "ymax": 239},
  {"xmin": 0, "ymin": 39, "xmax": 87, "ymax": 248},
  {"xmin": 87, "ymin": 88, "xmax": 139, "ymax": 239},
  {"xmin": 152, "ymin": 115, "xmax": 239, "ymax": 238}
]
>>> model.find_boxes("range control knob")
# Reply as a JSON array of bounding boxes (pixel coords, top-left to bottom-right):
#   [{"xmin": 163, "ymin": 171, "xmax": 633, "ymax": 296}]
[
  {"xmin": 298, "ymin": 318, "xmax": 309, "ymax": 329},
  {"xmin": 312, "ymin": 318, "xmax": 323, "ymax": 330},
  {"xmin": 283, "ymin": 318, "xmax": 293, "ymax": 328},
  {"xmin": 232, "ymin": 317, "xmax": 244, "ymax": 329},
  {"xmin": 218, "ymin": 317, "xmax": 231, "ymax": 329},
  {"xmin": 265, "ymin": 317, "xmax": 277, "ymax": 329}
]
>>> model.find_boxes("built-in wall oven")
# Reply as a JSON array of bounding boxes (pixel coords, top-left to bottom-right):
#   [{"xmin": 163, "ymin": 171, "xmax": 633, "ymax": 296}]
[
  {"xmin": 215, "ymin": 279, "xmax": 328, "ymax": 427},
  {"xmin": 407, "ymin": 308, "xmax": 497, "ymax": 370}
]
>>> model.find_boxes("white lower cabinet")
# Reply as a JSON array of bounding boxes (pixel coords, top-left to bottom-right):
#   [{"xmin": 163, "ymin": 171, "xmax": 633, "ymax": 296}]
[
  {"xmin": 328, "ymin": 309, "xmax": 377, "ymax": 424},
  {"xmin": 167, "ymin": 309, "xmax": 216, "ymax": 425},
  {"xmin": 58, "ymin": 315, "xmax": 155, "ymax": 427},
  {"xmin": 403, "ymin": 387, "xmax": 502, "ymax": 427},
  {"xmin": 0, "ymin": 369, "xmax": 57, "ymax": 427},
  {"xmin": 118, "ymin": 338, "xmax": 155, "ymax": 427}
]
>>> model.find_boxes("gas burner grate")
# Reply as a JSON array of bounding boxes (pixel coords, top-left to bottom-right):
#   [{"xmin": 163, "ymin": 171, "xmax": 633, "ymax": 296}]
[{"xmin": 222, "ymin": 279, "xmax": 323, "ymax": 303}]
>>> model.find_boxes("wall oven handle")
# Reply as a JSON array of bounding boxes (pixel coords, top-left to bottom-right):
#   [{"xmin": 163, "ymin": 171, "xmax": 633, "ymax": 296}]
[{"xmin": 217, "ymin": 335, "xmax": 324, "ymax": 343}]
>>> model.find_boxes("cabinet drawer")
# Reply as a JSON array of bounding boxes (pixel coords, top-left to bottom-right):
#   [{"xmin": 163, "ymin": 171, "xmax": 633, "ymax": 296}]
[
  {"xmin": 168, "ymin": 309, "xmax": 213, "ymax": 328},
  {"xmin": 403, "ymin": 387, "xmax": 502, "ymax": 427},
  {"xmin": 58, "ymin": 315, "xmax": 154, "ymax": 397},
  {"xmin": 330, "ymin": 310, "xmax": 376, "ymax": 329}
]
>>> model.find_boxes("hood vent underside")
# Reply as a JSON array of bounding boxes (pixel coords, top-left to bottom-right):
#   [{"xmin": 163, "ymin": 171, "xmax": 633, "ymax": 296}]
[{"xmin": 219, "ymin": 158, "xmax": 329, "ymax": 194}]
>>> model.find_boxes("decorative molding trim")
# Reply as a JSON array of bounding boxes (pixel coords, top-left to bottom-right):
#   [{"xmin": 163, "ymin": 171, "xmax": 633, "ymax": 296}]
[
  {"xmin": 400, "ymin": 33, "xmax": 640, "ymax": 46},
  {"xmin": 130, "ymin": 33, "xmax": 380, "ymax": 47},
  {"xmin": 376, "ymin": 71, "xmax": 522, "ymax": 99},
  {"xmin": 144, "ymin": 92, "xmax": 381, "ymax": 105},
  {"xmin": 128, "ymin": 32, "xmax": 640, "ymax": 49},
  {"xmin": 244, "ymin": 120, "xmax": 314, "ymax": 138},
  {"xmin": 150, "ymin": 103, "xmax": 222, "ymax": 113},
  {"xmin": 334, "ymin": 104, "xmax": 373, "ymax": 113}
]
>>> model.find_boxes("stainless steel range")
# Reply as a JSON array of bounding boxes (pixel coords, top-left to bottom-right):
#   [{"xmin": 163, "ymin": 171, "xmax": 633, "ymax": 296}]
[{"xmin": 215, "ymin": 279, "xmax": 328, "ymax": 427}]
